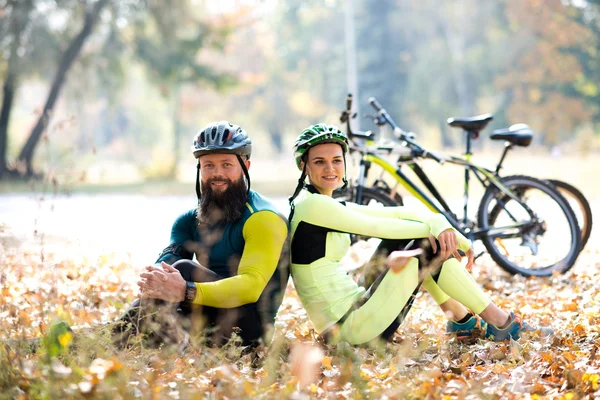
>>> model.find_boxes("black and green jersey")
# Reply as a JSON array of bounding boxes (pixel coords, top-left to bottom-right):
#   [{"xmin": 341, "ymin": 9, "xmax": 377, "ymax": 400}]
[{"xmin": 157, "ymin": 190, "xmax": 289, "ymax": 318}]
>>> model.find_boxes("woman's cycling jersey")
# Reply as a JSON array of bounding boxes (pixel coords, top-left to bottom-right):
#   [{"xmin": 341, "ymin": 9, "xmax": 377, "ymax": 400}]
[{"xmin": 290, "ymin": 186, "xmax": 470, "ymax": 333}]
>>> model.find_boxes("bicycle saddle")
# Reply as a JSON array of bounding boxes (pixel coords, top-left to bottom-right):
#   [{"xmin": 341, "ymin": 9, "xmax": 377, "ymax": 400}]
[
  {"xmin": 447, "ymin": 114, "xmax": 493, "ymax": 132},
  {"xmin": 490, "ymin": 124, "xmax": 533, "ymax": 147}
]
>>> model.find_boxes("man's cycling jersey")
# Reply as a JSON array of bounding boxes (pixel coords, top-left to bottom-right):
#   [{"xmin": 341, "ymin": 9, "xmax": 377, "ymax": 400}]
[
  {"xmin": 156, "ymin": 190, "xmax": 288, "ymax": 317},
  {"xmin": 290, "ymin": 185, "xmax": 470, "ymax": 333}
]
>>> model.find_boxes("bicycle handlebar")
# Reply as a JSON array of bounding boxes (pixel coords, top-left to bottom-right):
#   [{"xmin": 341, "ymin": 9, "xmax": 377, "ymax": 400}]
[
  {"xmin": 352, "ymin": 130, "xmax": 375, "ymax": 140},
  {"xmin": 368, "ymin": 96, "xmax": 443, "ymax": 164},
  {"xmin": 341, "ymin": 94, "xmax": 444, "ymax": 163},
  {"xmin": 368, "ymin": 97, "xmax": 383, "ymax": 113},
  {"xmin": 346, "ymin": 94, "xmax": 352, "ymax": 115},
  {"xmin": 342, "ymin": 93, "xmax": 377, "ymax": 142}
]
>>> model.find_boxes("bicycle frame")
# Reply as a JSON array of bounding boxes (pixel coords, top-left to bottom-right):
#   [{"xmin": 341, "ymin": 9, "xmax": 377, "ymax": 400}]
[
  {"xmin": 341, "ymin": 93, "xmax": 541, "ymax": 245},
  {"xmin": 351, "ymin": 147, "xmax": 536, "ymax": 242}
]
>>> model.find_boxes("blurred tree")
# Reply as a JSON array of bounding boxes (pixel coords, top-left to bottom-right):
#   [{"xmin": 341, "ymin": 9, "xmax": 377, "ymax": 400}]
[
  {"xmin": 0, "ymin": 0, "xmax": 34, "ymax": 178},
  {"xmin": 215, "ymin": 0, "xmax": 346, "ymax": 155},
  {"xmin": 568, "ymin": 0, "xmax": 600, "ymax": 126},
  {"xmin": 1, "ymin": 0, "xmax": 233, "ymax": 179},
  {"xmin": 3, "ymin": 0, "xmax": 598, "ymax": 181},
  {"xmin": 70, "ymin": 2, "xmax": 131, "ymax": 152},
  {"xmin": 17, "ymin": 0, "xmax": 109, "ymax": 176},
  {"xmin": 132, "ymin": 0, "xmax": 235, "ymax": 178},
  {"xmin": 495, "ymin": 0, "xmax": 596, "ymax": 145},
  {"xmin": 355, "ymin": 0, "xmax": 409, "ymax": 129},
  {"xmin": 404, "ymin": 1, "xmax": 506, "ymax": 147},
  {"xmin": 274, "ymin": 1, "xmax": 346, "ymax": 107}
]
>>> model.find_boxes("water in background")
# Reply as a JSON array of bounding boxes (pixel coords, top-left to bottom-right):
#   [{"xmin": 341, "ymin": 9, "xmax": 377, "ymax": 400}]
[
  {"xmin": 0, "ymin": 193, "xmax": 290, "ymax": 266},
  {"xmin": 1, "ymin": 192, "xmax": 597, "ymax": 267}
]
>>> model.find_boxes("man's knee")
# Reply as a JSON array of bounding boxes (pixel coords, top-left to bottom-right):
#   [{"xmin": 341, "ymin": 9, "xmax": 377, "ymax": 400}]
[{"xmin": 171, "ymin": 259, "xmax": 196, "ymax": 281}]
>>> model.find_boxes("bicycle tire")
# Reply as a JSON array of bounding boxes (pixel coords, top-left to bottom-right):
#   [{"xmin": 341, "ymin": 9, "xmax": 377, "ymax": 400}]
[
  {"xmin": 546, "ymin": 179, "xmax": 593, "ymax": 249},
  {"xmin": 477, "ymin": 175, "xmax": 582, "ymax": 277},
  {"xmin": 370, "ymin": 180, "xmax": 404, "ymax": 205}
]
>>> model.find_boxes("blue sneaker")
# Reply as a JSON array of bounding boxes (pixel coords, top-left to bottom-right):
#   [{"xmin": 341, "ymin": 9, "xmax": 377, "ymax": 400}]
[
  {"xmin": 485, "ymin": 312, "xmax": 554, "ymax": 341},
  {"xmin": 446, "ymin": 313, "xmax": 487, "ymax": 341}
]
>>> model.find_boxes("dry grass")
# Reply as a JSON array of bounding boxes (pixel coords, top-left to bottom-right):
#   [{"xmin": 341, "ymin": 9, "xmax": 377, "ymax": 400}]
[
  {"xmin": 0, "ymin": 151, "xmax": 598, "ymax": 399},
  {"xmin": 0, "ymin": 234, "xmax": 599, "ymax": 398}
]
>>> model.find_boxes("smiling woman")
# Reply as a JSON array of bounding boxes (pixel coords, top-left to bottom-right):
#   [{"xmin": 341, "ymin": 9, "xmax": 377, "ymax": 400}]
[
  {"xmin": 302, "ymin": 143, "xmax": 344, "ymax": 197},
  {"xmin": 287, "ymin": 123, "xmax": 554, "ymax": 346}
]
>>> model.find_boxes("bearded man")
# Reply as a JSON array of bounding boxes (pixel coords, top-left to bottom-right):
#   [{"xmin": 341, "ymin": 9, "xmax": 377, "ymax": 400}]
[{"xmin": 114, "ymin": 121, "xmax": 289, "ymax": 349}]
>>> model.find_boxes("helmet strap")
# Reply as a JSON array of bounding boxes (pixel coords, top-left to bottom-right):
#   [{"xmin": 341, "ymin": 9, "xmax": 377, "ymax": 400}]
[
  {"xmin": 288, "ymin": 163, "xmax": 307, "ymax": 221},
  {"xmin": 341, "ymin": 151, "xmax": 348, "ymax": 191},
  {"xmin": 195, "ymin": 162, "xmax": 201, "ymax": 203},
  {"xmin": 236, "ymin": 155, "xmax": 251, "ymax": 195}
]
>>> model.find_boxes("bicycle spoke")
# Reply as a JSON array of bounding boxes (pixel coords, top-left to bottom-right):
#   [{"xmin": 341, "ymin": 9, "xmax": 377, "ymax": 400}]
[{"xmin": 478, "ymin": 175, "xmax": 581, "ymax": 276}]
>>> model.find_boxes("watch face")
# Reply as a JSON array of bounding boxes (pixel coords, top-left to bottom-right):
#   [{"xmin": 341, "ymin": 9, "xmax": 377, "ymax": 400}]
[{"xmin": 186, "ymin": 282, "xmax": 197, "ymax": 302}]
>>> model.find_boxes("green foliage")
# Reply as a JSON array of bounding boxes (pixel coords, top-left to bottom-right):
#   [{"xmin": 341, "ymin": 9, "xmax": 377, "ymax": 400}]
[
  {"xmin": 356, "ymin": 0, "xmax": 409, "ymax": 123},
  {"xmin": 132, "ymin": 0, "xmax": 235, "ymax": 91},
  {"xmin": 2, "ymin": 0, "xmax": 600, "ymax": 184},
  {"xmin": 41, "ymin": 321, "xmax": 73, "ymax": 358},
  {"xmin": 1, "ymin": 0, "xmax": 237, "ymax": 180}
]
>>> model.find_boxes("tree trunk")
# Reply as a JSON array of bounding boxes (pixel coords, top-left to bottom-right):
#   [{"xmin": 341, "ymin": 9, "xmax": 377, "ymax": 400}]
[
  {"xmin": 439, "ymin": 120, "xmax": 454, "ymax": 148},
  {"xmin": 0, "ymin": 74, "xmax": 16, "ymax": 179},
  {"xmin": 440, "ymin": 2, "xmax": 480, "ymax": 149},
  {"xmin": 17, "ymin": 0, "xmax": 110, "ymax": 176},
  {"xmin": 441, "ymin": 8, "xmax": 472, "ymax": 118},
  {"xmin": 168, "ymin": 83, "xmax": 181, "ymax": 179},
  {"xmin": 0, "ymin": 0, "xmax": 33, "ymax": 179},
  {"xmin": 344, "ymin": 0, "xmax": 360, "ymax": 131}
]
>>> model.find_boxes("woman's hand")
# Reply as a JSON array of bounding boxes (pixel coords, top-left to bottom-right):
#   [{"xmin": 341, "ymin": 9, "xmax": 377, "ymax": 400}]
[
  {"xmin": 138, "ymin": 262, "xmax": 187, "ymax": 302},
  {"xmin": 429, "ymin": 229, "xmax": 474, "ymax": 271},
  {"xmin": 464, "ymin": 247, "xmax": 475, "ymax": 272},
  {"xmin": 387, "ymin": 248, "xmax": 423, "ymax": 273}
]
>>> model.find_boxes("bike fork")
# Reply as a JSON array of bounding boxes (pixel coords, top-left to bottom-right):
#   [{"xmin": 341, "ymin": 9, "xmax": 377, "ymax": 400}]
[
  {"xmin": 355, "ymin": 157, "xmax": 370, "ymax": 203},
  {"xmin": 463, "ymin": 132, "xmax": 474, "ymax": 228}
]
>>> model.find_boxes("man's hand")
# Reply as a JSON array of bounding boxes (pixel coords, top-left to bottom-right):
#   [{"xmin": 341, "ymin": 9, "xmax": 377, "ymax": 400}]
[
  {"xmin": 429, "ymin": 229, "xmax": 475, "ymax": 271},
  {"xmin": 138, "ymin": 262, "xmax": 186, "ymax": 302},
  {"xmin": 387, "ymin": 248, "xmax": 423, "ymax": 273}
]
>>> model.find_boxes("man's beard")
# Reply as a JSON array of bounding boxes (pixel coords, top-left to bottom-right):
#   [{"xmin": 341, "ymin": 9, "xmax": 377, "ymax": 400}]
[{"xmin": 198, "ymin": 176, "xmax": 248, "ymax": 225}]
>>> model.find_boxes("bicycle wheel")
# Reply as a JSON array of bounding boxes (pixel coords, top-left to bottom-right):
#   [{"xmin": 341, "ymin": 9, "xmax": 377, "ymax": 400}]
[
  {"xmin": 370, "ymin": 180, "xmax": 404, "ymax": 205},
  {"xmin": 547, "ymin": 179, "xmax": 593, "ymax": 249},
  {"xmin": 477, "ymin": 175, "xmax": 582, "ymax": 277},
  {"xmin": 333, "ymin": 186, "xmax": 401, "ymax": 207},
  {"xmin": 333, "ymin": 187, "xmax": 401, "ymax": 244}
]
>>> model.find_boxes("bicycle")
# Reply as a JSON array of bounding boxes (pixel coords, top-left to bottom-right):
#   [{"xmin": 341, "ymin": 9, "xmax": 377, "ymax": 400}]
[
  {"xmin": 334, "ymin": 94, "xmax": 582, "ymax": 277},
  {"xmin": 545, "ymin": 179, "xmax": 592, "ymax": 249},
  {"xmin": 474, "ymin": 123, "xmax": 593, "ymax": 250}
]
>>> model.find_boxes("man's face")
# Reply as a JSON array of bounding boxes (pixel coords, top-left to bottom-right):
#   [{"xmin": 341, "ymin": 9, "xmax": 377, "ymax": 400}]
[
  {"xmin": 198, "ymin": 153, "xmax": 251, "ymax": 224},
  {"xmin": 199, "ymin": 153, "xmax": 250, "ymax": 192}
]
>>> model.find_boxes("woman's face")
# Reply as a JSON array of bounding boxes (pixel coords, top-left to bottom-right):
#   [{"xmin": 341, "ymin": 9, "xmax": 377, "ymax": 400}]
[{"xmin": 302, "ymin": 142, "xmax": 345, "ymax": 196}]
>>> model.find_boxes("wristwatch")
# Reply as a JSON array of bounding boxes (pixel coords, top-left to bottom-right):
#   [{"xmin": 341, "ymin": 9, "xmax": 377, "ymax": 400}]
[{"xmin": 184, "ymin": 281, "xmax": 197, "ymax": 303}]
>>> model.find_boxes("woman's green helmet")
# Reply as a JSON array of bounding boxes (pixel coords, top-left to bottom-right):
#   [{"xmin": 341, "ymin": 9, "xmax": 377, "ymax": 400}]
[{"xmin": 293, "ymin": 123, "xmax": 349, "ymax": 170}]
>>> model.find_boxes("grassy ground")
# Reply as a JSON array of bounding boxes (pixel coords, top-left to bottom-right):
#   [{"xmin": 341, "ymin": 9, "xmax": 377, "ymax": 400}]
[
  {"xmin": 1, "ymin": 236, "xmax": 599, "ymax": 398},
  {"xmin": 1, "ymin": 152, "xmax": 599, "ymax": 398}
]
